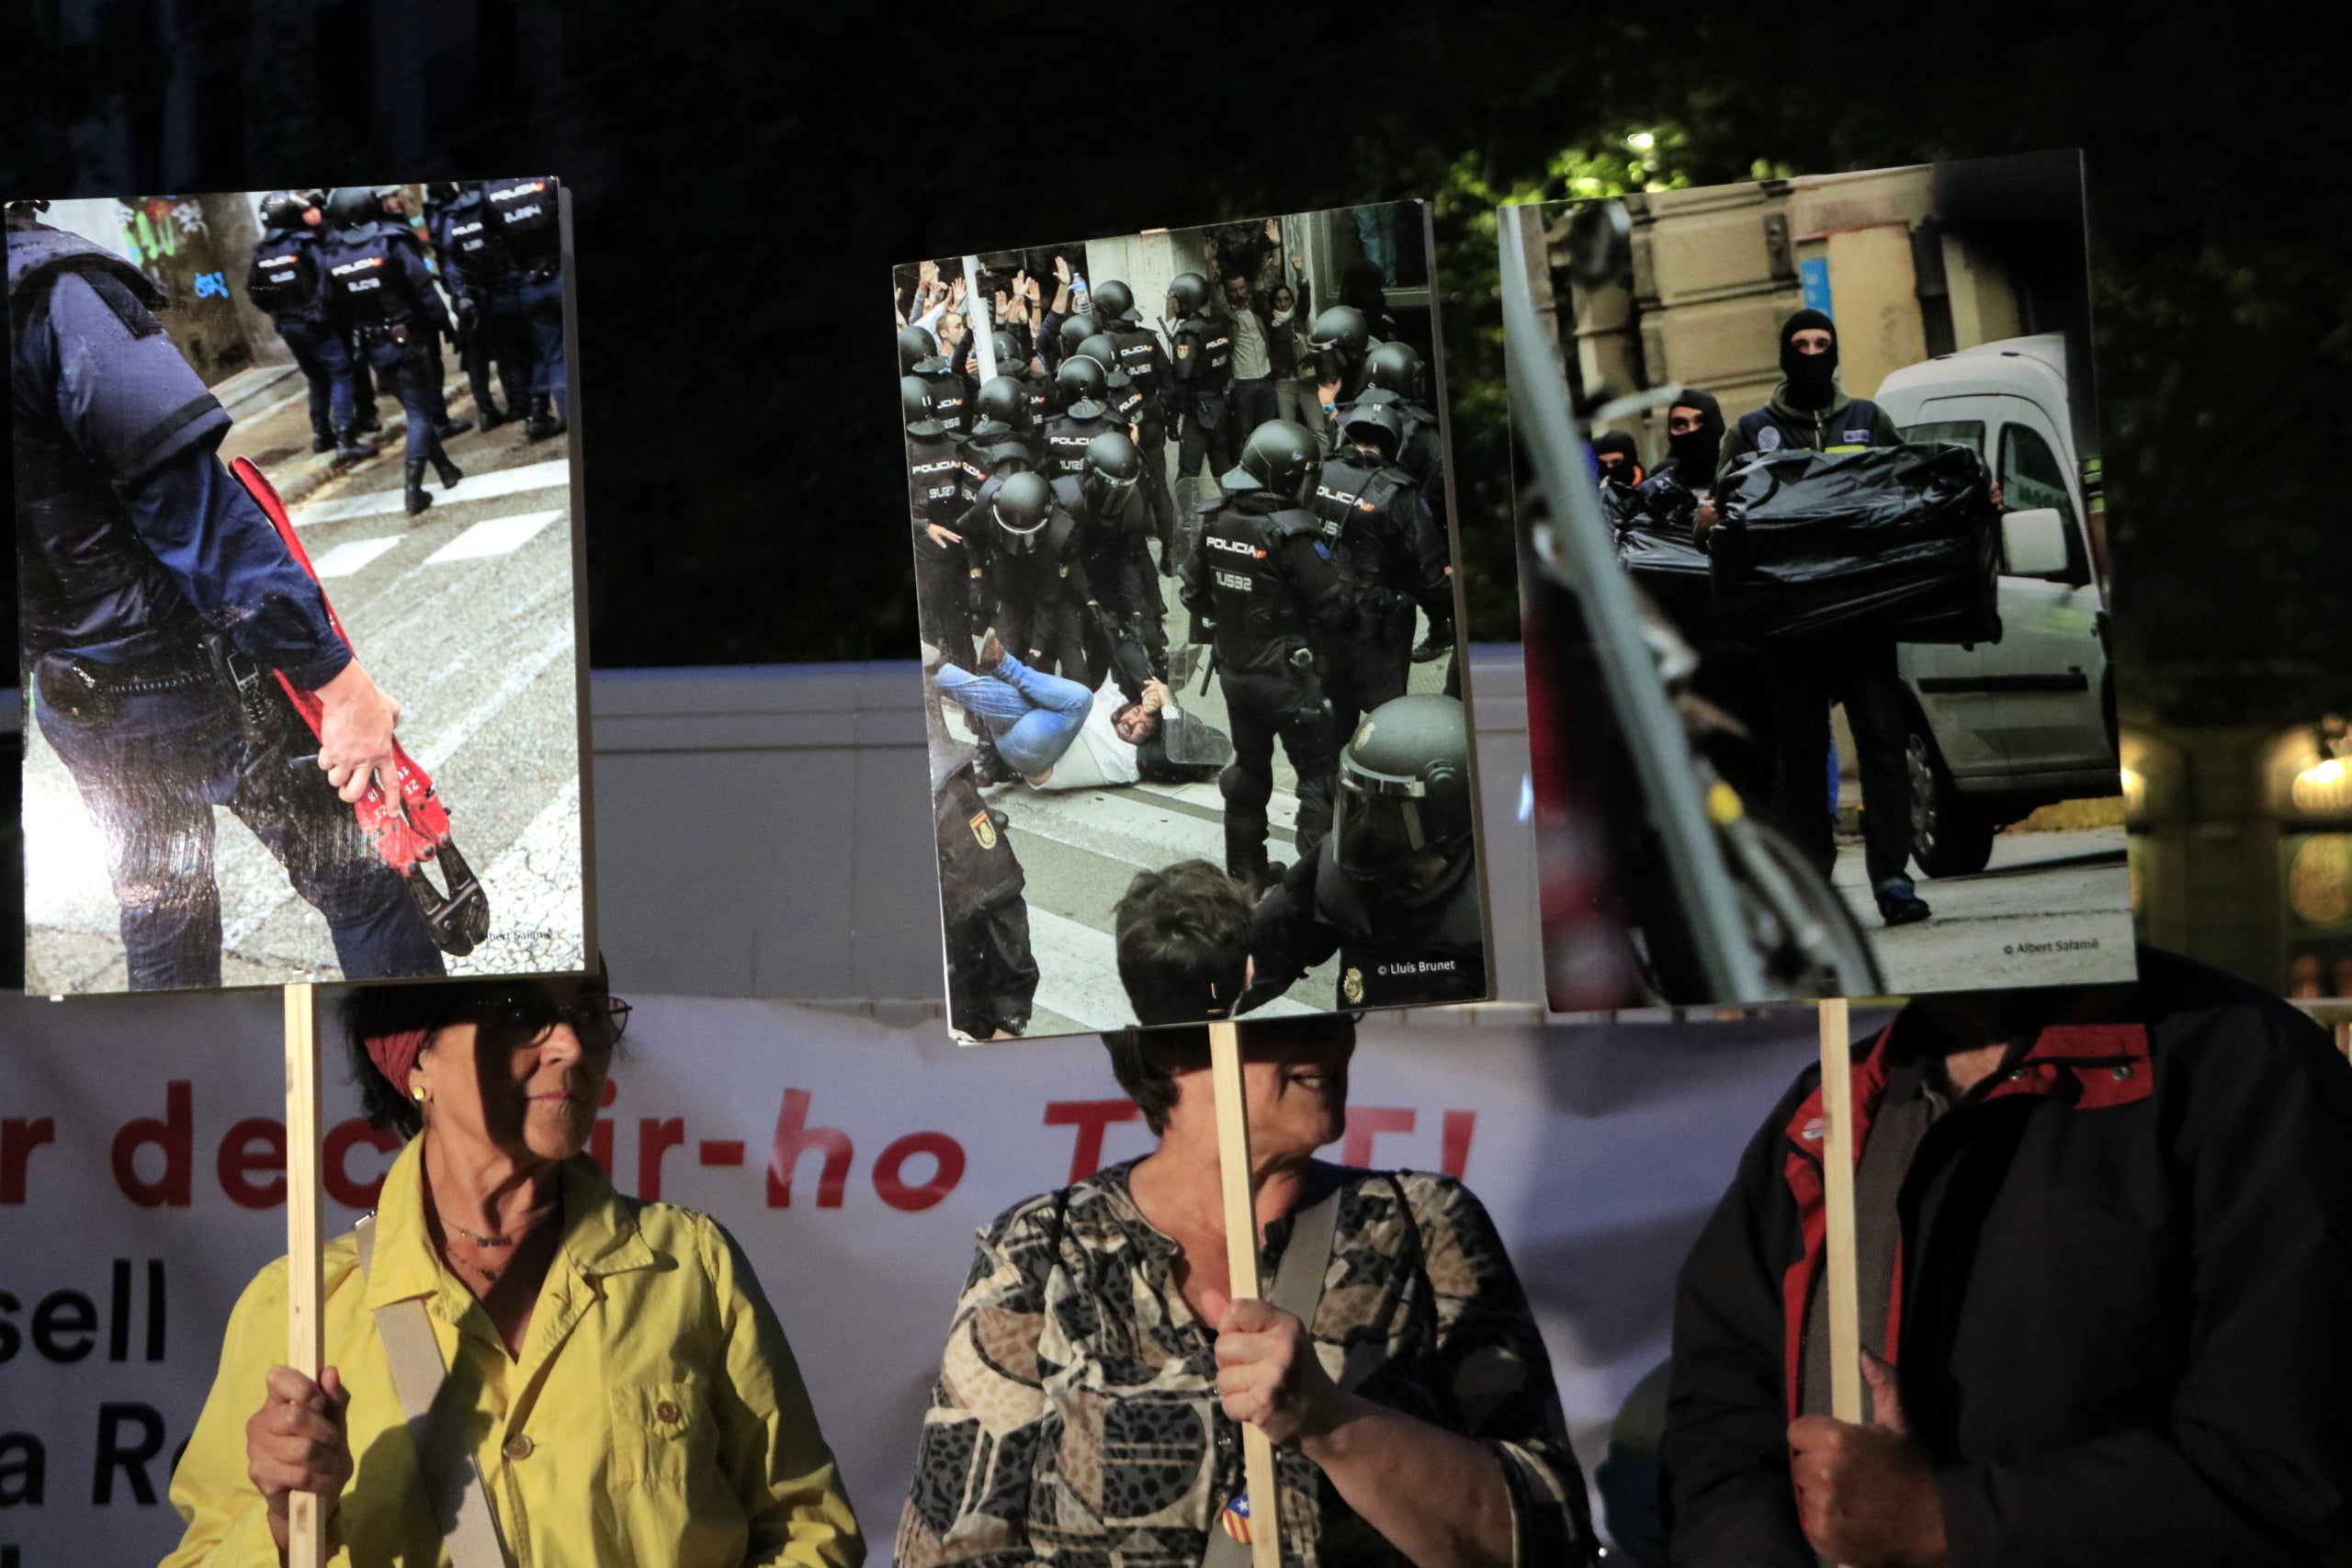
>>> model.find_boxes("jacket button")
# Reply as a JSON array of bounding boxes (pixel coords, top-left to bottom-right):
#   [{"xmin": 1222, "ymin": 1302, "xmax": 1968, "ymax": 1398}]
[
  {"xmin": 503, "ymin": 1434, "xmax": 534, "ymax": 1461},
  {"xmin": 2111, "ymin": 1063, "xmax": 2133, "ymax": 1081},
  {"xmin": 2006, "ymin": 1066, "xmax": 2028, "ymax": 1081},
  {"xmin": 655, "ymin": 1400, "xmax": 682, "ymax": 1425}
]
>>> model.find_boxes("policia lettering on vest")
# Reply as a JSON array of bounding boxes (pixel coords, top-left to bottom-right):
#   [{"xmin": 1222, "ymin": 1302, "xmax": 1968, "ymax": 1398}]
[{"xmin": 8, "ymin": 200, "xmax": 446, "ymax": 990}]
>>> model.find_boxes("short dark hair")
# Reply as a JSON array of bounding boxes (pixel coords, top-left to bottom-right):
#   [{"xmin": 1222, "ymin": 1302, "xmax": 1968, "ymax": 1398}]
[
  {"xmin": 1113, "ymin": 701, "xmax": 1157, "ymax": 738},
  {"xmin": 340, "ymin": 974, "xmax": 619, "ymax": 1139},
  {"xmin": 1101, "ymin": 1013, "xmax": 1361, "ymax": 1136},
  {"xmin": 1114, "ymin": 860, "xmax": 1251, "ymax": 1026}
]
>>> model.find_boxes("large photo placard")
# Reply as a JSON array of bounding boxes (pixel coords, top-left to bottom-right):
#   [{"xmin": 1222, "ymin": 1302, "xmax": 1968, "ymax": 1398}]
[
  {"xmin": 10, "ymin": 181, "xmax": 592, "ymax": 994},
  {"xmin": 896, "ymin": 201, "xmax": 1493, "ymax": 1039},
  {"xmin": 1504, "ymin": 152, "xmax": 2138, "ymax": 1006}
]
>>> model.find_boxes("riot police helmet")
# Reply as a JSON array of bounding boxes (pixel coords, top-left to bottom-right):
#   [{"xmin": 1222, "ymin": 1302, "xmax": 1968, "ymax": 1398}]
[
  {"xmin": 1057, "ymin": 311, "xmax": 1098, "ymax": 359},
  {"xmin": 1057, "ymin": 354, "xmax": 1108, "ymax": 409},
  {"xmin": 1167, "ymin": 271, "xmax": 1213, "ymax": 318},
  {"xmin": 1092, "ymin": 278, "xmax": 1137, "ymax": 324},
  {"xmin": 975, "ymin": 375, "xmax": 1033, "ymax": 432},
  {"xmin": 901, "ymin": 375, "xmax": 944, "ymax": 435},
  {"xmin": 1079, "ymin": 432, "xmax": 1142, "ymax": 516},
  {"xmin": 1231, "ymin": 419, "xmax": 1324, "ymax": 505},
  {"xmin": 899, "ymin": 324, "xmax": 938, "ymax": 373},
  {"xmin": 1332, "ymin": 694, "xmax": 1475, "ymax": 884},
  {"xmin": 1364, "ymin": 340, "xmax": 1426, "ymax": 400},
  {"xmin": 259, "ymin": 191, "xmax": 308, "ymax": 231},
  {"xmin": 1340, "ymin": 400, "xmax": 1406, "ymax": 463},
  {"xmin": 991, "ymin": 330, "xmax": 1024, "ymax": 368},
  {"xmin": 1307, "ymin": 305, "xmax": 1371, "ymax": 364},
  {"xmin": 1076, "ymin": 332, "xmax": 1124, "ymax": 374},
  {"xmin": 424, "ymin": 180, "xmax": 461, "ymax": 205},
  {"xmin": 991, "ymin": 471, "xmax": 1055, "ymax": 557},
  {"xmin": 324, "ymin": 186, "xmax": 383, "ymax": 234}
]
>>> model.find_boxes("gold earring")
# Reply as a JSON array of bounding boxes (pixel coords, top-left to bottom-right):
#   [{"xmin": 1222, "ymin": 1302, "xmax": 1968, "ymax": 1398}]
[{"xmin": 412, "ymin": 1084, "xmax": 429, "ymax": 1103}]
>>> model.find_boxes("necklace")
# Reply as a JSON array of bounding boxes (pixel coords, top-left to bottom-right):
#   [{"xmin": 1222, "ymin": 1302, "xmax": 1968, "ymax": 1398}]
[{"xmin": 436, "ymin": 1201, "xmax": 555, "ymax": 1249}]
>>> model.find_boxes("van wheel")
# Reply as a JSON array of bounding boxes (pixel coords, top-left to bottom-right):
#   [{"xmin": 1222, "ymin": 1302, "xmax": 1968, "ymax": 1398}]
[{"xmin": 1907, "ymin": 723, "xmax": 1996, "ymax": 876}]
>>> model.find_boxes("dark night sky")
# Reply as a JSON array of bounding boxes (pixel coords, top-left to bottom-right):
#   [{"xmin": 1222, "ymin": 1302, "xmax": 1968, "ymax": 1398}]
[{"xmin": 7, "ymin": 0, "xmax": 2351, "ymax": 730}]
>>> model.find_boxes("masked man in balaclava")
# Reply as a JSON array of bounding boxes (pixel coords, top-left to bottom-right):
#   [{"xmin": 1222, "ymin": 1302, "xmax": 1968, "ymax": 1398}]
[{"xmin": 1710, "ymin": 310, "xmax": 1932, "ymax": 928}]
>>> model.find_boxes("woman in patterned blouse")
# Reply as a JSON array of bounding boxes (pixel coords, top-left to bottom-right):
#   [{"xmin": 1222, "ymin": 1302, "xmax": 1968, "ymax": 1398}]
[{"xmin": 895, "ymin": 1011, "xmax": 1594, "ymax": 1567}]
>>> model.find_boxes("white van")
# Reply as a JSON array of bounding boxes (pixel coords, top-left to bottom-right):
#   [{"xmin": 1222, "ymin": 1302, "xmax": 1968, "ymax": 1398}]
[{"xmin": 1872, "ymin": 333, "xmax": 2120, "ymax": 875}]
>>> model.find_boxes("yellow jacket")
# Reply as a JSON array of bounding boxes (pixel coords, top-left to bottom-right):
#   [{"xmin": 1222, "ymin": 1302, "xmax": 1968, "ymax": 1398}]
[{"xmin": 164, "ymin": 1136, "xmax": 865, "ymax": 1567}]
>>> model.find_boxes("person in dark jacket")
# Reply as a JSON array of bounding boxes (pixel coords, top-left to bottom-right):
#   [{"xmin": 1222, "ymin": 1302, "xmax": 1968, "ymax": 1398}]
[
  {"xmin": 1708, "ymin": 310, "xmax": 1939, "ymax": 927},
  {"xmin": 1660, "ymin": 946, "xmax": 2352, "ymax": 1567}
]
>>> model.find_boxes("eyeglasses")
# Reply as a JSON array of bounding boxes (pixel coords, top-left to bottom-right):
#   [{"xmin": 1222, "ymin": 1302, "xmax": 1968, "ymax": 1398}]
[{"xmin": 461, "ymin": 994, "xmax": 632, "ymax": 1051}]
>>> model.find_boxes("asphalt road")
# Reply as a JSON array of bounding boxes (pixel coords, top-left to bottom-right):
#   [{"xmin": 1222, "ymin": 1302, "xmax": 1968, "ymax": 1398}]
[
  {"xmin": 956, "ymin": 597, "xmax": 1456, "ymax": 1039},
  {"xmin": 23, "ymin": 369, "xmax": 588, "ymax": 993},
  {"xmin": 1839, "ymin": 826, "xmax": 2136, "ymax": 996}
]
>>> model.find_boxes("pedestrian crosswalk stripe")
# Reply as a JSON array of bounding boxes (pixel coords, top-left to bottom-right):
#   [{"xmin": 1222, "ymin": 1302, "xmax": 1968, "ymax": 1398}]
[
  {"xmin": 310, "ymin": 536, "xmax": 404, "ymax": 578},
  {"xmin": 292, "ymin": 457, "xmax": 572, "ymax": 526},
  {"xmin": 424, "ymin": 509, "xmax": 565, "ymax": 564}
]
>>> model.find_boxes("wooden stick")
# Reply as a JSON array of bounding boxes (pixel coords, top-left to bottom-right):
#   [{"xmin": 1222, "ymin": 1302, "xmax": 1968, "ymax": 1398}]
[
  {"xmin": 284, "ymin": 982, "xmax": 325, "ymax": 1568},
  {"xmin": 1818, "ymin": 996, "xmax": 1862, "ymax": 1427},
  {"xmin": 1208, "ymin": 1019, "xmax": 1283, "ymax": 1568}
]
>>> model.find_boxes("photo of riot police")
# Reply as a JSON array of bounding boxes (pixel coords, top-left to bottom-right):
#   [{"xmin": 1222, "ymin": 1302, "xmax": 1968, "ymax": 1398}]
[
  {"xmin": 11, "ymin": 179, "xmax": 590, "ymax": 994},
  {"xmin": 894, "ymin": 200, "xmax": 1491, "ymax": 1038},
  {"xmin": 1507, "ymin": 152, "xmax": 2137, "ymax": 1005}
]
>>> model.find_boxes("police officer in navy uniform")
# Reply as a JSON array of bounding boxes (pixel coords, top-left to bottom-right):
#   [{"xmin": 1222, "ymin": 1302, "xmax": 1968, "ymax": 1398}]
[
  {"xmin": 903, "ymin": 323, "xmax": 973, "ymax": 435},
  {"xmin": 1180, "ymin": 419, "xmax": 1353, "ymax": 893},
  {"xmin": 426, "ymin": 179, "xmax": 524, "ymax": 431},
  {"xmin": 1243, "ymin": 694, "xmax": 1486, "ymax": 1010},
  {"xmin": 1310, "ymin": 400, "xmax": 1452, "ymax": 743},
  {"xmin": 969, "ymin": 470, "xmax": 1091, "ymax": 682},
  {"xmin": 1055, "ymin": 431, "xmax": 1166, "ymax": 689},
  {"xmin": 1040, "ymin": 354, "xmax": 1121, "ymax": 478},
  {"xmin": 956, "ymin": 375, "xmax": 1046, "ymax": 513},
  {"xmin": 1340, "ymin": 340, "xmax": 1444, "ymax": 493},
  {"xmin": 1164, "ymin": 270, "xmax": 1237, "ymax": 560},
  {"xmin": 1306, "ymin": 304, "xmax": 1375, "ymax": 421},
  {"xmin": 319, "ymin": 186, "xmax": 465, "ymax": 517},
  {"xmin": 927, "ymin": 684, "xmax": 1038, "ymax": 1040},
  {"xmin": 246, "ymin": 191, "xmax": 376, "ymax": 464},
  {"xmin": 481, "ymin": 175, "xmax": 568, "ymax": 439},
  {"xmin": 1710, "ymin": 309, "xmax": 1936, "ymax": 926},
  {"xmin": 380, "ymin": 188, "xmax": 473, "ymax": 446},
  {"xmin": 8, "ymin": 199, "xmax": 446, "ymax": 989},
  {"xmin": 906, "ymin": 377, "xmax": 978, "ymax": 665},
  {"xmin": 1091, "ymin": 278, "xmax": 1181, "ymax": 573},
  {"xmin": 1076, "ymin": 331, "xmax": 1150, "ymax": 443}
]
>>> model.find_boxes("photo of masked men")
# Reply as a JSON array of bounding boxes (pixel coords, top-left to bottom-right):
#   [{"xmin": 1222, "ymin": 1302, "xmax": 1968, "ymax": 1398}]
[
  {"xmin": 9, "ymin": 198, "xmax": 444, "ymax": 990},
  {"xmin": 244, "ymin": 191, "xmax": 376, "ymax": 464},
  {"xmin": 1182, "ymin": 419, "xmax": 1353, "ymax": 896},
  {"xmin": 1244, "ymin": 694, "xmax": 1487, "ymax": 1010},
  {"xmin": 1712, "ymin": 309, "xmax": 1942, "ymax": 928},
  {"xmin": 319, "ymin": 186, "xmax": 466, "ymax": 517}
]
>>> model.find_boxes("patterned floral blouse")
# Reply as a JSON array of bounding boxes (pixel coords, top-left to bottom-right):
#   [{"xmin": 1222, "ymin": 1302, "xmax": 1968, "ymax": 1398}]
[{"xmin": 895, "ymin": 1159, "xmax": 1591, "ymax": 1568}]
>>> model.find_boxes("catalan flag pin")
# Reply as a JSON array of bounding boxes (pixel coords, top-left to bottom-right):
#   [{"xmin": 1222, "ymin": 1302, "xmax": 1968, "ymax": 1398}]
[{"xmin": 1219, "ymin": 1493, "xmax": 1252, "ymax": 1544}]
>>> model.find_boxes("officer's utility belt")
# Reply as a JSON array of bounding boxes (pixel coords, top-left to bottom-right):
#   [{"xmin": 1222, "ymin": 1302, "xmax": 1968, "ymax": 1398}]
[
  {"xmin": 353, "ymin": 319, "xmax": 414, "ymax": 350},
  {"xmin": 32, "ymin": 649, "xmax": 213, "ymax": 722}
]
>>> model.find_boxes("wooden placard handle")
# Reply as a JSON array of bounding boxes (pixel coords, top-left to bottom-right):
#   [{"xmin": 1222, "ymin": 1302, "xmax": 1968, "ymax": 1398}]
[
  {"xmin": 1208, "ymin": 1019, "xmax": 1283, "ymax": 1568},
  {"xmin": 1817, "ymin": 996, "xmax": 1863, "ymax": 1568},
  {"xmin": 284, "ymin": 982, "xmax": 326, "ymax": 1568}
]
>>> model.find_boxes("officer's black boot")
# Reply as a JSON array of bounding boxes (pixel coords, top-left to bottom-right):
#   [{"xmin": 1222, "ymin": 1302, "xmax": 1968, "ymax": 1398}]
[
  {"xmin": 434, "ymin": 414, "xmax": 475, "ymax": 441},
  {"xmin": 431, "ymin": 445, "xmax": 464, "ymax": 490},
  {"xmin": 404, "ymin": 461, "xmax": 433, "ymax": 516},
  {"xmin": 524, "ymin": 395, "xmax": 567, "ymax": 443},
  {"xmin": 311, "ymin": 425, "xmax": 337, "ymax": 455},
  {"xmin": 479, "ymin": 399, "xmax": 516, "ymax": 429},
  {"xmin": 334, "ymin": 428, "xmax": 379, "ymax": 464}
]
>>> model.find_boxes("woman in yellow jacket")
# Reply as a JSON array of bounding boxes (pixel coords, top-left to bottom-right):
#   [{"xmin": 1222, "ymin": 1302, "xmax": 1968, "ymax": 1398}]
[{"xmin": 164, "ymin": 976, "xmax": 865, "ymax": 1568}]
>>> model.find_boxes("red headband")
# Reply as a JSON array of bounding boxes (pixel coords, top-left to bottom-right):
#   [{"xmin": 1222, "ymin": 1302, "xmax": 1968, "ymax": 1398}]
[{"xmin": 367, "ymin": 1029, "xmax": 434, "ymax": 1093}]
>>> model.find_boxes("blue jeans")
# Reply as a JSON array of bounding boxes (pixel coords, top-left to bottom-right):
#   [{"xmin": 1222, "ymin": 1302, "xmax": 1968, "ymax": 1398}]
[
  {"xmin": 935, "ymin": 654, "xmax": 1093, "ymax": 776},
  {"xmin": 37, "ymin": 675, "xmax": 447, "ymax": 989}
]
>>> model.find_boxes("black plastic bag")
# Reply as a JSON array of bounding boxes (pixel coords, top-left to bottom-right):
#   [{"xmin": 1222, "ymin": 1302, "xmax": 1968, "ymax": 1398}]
[
  {"xmin": 1709, "ymin": 443, "xmax": 2000, "ymax": 646},
  {"xmin": 1611, "ymin": 477, "xmax": 1715, "ymax": 636}
]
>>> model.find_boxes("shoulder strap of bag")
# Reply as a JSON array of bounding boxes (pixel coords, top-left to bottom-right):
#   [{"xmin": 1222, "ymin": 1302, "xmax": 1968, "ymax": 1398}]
[
  {"xmin": 1200, "ymin": 1179, "xmax": 1348, "ymax": 1568},
  {"xmin": 354, "ymin": 1217, "xmax": 512, "ymax": 1568}
]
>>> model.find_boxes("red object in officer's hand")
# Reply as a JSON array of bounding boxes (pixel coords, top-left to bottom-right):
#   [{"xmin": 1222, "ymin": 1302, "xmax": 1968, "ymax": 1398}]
[{"xmin": 229, "ymin": 456, "xmax": 492, "ymax": 957}]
